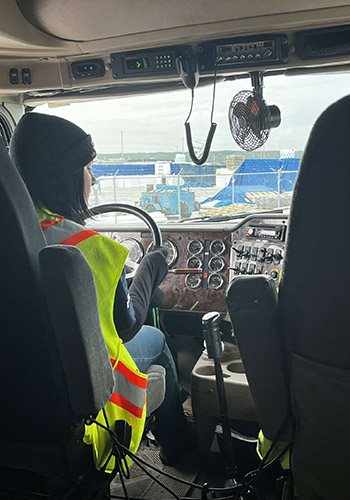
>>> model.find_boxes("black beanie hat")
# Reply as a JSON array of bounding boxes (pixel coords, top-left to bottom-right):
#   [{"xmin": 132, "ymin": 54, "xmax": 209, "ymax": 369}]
[{"xmin": 9, "ymin": 113, "xmax": 96, "ymax": 190}]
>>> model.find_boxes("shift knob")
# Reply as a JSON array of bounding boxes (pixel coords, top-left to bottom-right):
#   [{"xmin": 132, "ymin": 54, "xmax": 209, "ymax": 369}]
[{"xmin": 202, "ymin": 311, "xmax": 222, "ymax": 359}]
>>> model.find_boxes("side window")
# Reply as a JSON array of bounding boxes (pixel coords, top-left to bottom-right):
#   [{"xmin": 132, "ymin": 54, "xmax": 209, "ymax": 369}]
[{"xmin": 0, "ymin": 106, "xmax": 15, "ymax": 149}]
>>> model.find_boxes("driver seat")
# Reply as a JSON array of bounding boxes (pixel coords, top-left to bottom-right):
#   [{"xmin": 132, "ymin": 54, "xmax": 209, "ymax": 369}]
[
  {"xmin": 226, "ymin": 94, "xmax": 350, "ymax": 499},
  {"xmin": 0, "ymin": 137, "xmax": 164, "ymax": 496}
]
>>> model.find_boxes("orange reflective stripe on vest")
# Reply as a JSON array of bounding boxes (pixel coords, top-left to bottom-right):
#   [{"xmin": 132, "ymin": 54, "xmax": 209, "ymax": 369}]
[
  {"xmin": 109, "ymin": 358, "xmax": 147, "ymax": 417},
  {"xmin": 42, "ymin": 217, "xmax": 95, "ymax": 246}
]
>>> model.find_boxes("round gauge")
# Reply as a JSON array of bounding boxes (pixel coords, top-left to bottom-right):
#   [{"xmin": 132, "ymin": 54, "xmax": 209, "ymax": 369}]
[
  {"xmin": 210, "ymin": 239, "xmax": 226, "ymax": 255},
  {"xmin": 208, "ymin": 273, "xmax": 224, "ymax": 290},
  {"xmin": 185, "ymin": 274, "xmax": 202, "ymax": 290},
  {"xmin": 187, "ymin": 256, "xmax": 202, "ymax": 269},
  {"xmin": 120, "ymin": 238, "xmax": 144, "ymax": 263},
  {"xmin": 188, "ymin": 239, "xmax": 203, "ymax": 255},
  {"xmin": 147, "ymin": 238, "xmax": 178, "ymax": 268},
  {"xmin": 209, "ymin": 256, "xmax": 225, "ymax": 272}
]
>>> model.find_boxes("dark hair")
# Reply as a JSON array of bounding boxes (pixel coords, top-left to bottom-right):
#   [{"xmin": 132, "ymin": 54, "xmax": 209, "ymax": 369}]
[{"xmin": 30, "ymin": 169, "xmax": 94, "ymax": 225}]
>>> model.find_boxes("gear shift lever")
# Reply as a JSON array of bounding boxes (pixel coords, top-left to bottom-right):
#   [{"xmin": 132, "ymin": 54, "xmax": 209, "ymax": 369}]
[{"xmin": 202, "ymin": 312, "xmax": 237, "ymax": 478}]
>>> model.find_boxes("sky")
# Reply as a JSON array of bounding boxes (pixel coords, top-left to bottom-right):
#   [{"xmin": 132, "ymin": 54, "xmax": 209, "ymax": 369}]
[{"xmin": 37, "ymin": 72, "xmax": 350, "ymax": 154}]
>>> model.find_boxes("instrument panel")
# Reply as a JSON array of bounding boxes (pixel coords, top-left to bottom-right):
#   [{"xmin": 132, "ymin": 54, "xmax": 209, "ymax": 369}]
[
  {"xmin": 106, "ymin": 230, "xmax": 231, "ymax": 312},
  {"xmin": 102, "ymin": 214, "xmax": 288, "ymax": 313}
]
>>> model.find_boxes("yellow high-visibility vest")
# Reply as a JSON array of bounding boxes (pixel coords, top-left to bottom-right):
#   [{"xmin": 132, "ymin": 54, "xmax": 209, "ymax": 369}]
[
  {"xmin": 257, "ymin": 430, "xmax": 290, "ymax": 470},
  {"xmin": 37, "ymin": 204, "xmax": 147, "ymax": 472}
]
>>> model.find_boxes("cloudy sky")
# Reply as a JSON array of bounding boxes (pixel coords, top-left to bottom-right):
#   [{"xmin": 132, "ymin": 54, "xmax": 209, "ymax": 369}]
[{"xmin": 37, "ymin": 72, "xmax": 350, "ymax": 154}]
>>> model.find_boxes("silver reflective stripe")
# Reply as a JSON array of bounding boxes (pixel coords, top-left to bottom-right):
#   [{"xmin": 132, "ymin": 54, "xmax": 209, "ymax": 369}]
[
  {"xmin": 43, "ymin": 219, "xmax": 86, "ymax": 245},
  {"xmin": 114, "ymin": 369, "xmax": 146, "ymax": 410}
]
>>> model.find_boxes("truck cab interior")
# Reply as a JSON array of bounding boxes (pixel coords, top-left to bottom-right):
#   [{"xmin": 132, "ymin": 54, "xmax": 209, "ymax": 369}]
[{"xmin": 1, "ymin": 1, "xmax": 350, "ymax": 499}]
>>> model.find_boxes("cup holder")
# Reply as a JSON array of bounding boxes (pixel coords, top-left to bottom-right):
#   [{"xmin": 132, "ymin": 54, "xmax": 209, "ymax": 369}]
[
  {"xmin": 227, "ymin": 361, "xmax": 245, "ymax": 374},
  {"xmin": 195, "ymin": 365, "xmax": 229, "ymax": 378}
]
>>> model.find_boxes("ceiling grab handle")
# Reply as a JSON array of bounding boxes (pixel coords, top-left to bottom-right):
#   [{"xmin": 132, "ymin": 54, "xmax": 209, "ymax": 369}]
[{"xmin": 176, "ymin": 52, "xmax": 218, "ymax": 166}]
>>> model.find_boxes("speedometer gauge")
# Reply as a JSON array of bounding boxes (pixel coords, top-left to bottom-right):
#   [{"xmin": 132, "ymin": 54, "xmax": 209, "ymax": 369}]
[
  {"xmin": 120, "ymin": 238, "xmax": 144, "ymax": 263},
  {"xmin": 147, "ymin": 238, "xmax": 178, "ymax": 268}
]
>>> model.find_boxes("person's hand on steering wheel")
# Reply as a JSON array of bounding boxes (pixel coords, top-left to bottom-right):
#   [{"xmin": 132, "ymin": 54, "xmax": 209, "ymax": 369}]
[{"xmin": 138, "ymin": 245, "xmax": 168, "ymax": 285}]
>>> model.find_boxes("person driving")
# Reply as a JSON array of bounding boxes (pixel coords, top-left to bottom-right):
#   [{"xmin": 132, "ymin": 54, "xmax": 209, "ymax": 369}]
[{"xmin": 9, "ymin": 112, "xmax": 194, "ymax": 468}]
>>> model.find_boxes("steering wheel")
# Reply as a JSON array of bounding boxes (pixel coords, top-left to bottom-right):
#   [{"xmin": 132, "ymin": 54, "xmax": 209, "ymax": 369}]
[{"xmin": 90, "ymin": 203, "xmax": 162, "ymax": 280}]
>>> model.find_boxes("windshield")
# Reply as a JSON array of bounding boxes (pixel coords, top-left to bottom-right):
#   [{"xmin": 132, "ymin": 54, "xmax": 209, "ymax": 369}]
[{"xmin": 35, "ymin": 73, "xmax": 350, "ymax": 224}]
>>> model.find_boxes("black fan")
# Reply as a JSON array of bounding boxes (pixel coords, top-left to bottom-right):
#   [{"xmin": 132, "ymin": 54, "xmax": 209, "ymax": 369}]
[{"xmin": 229, "ymin": 90, "xmax": 281, "ymax": 151}]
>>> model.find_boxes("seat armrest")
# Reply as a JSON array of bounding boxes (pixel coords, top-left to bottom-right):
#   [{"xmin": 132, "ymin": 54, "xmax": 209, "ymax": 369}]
[
  {"xmin": 40, "ymin": 245, "xmax": 115, "ymax": 416},
  {"xmin": 226, "ymin": 275, "xmax": 293, "ymax": 441},
  {"xmin": 145, "ymin": 365, "xmax": 166, "ymax": 417}
]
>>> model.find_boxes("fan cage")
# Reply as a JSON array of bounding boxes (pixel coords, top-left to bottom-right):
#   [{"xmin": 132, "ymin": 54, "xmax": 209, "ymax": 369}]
[{"xmin": 229, "ymin": 90, "xmax": 271, "ymax": 151}]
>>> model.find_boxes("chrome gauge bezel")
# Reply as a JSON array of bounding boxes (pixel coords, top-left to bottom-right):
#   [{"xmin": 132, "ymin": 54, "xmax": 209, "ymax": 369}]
[
  {"xmin": 120, "ymin": 237, "xmax": 144, "ymax": 263},
  {"xmin": 185, "ymin": 273, "xmax": 202, "ymax": 290},
  {"xmin": 208, "ymin": 273, "xmax": 224, "ymax": 290},
  {"xmin": 187, "ymin": 239, "xmax": 204, "ymax": 255},
  {"xmin": 210, "ymin": 239, "xmax": 226, "ymax": 255},
  {"xmin": 106, "ymin": 232, "xmax": 121, "ymax": 242},
  {"xmin": 208, "ymin": 256, "xmax": 225, "ymax": 272},
  {"xmin": 147, "ymin": 238, "xmax": 178, "ymax": 268},
  {"xmin": 187, "ymin": 256, "xmax": 202, "ymax": 269}
]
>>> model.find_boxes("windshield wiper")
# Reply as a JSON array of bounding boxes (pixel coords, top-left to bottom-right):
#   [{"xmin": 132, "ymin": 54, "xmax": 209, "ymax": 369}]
[{"xmin": 179, "ymin": 207, "xmax": 285, "ymax": 223}]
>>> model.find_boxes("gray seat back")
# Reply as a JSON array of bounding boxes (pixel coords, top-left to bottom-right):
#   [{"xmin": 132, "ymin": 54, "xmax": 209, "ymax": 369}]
[
  {"xmin": 227, "ymin": 95, "xmax": 350, "ymax": 500},
  {"xmin": 278, "ymin": 94, "xmax": 350, "ymax": 500},
  {"xmin": 0, "ymin": 142, "xmax": 114, "ymax": 482}
]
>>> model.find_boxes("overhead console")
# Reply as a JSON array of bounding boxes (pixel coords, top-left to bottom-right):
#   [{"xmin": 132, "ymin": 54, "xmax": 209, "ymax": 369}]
[
  {"xmin": 107, "ymin": 34, "xmax": 289, "ymax": 81},
  {"xmin": 59, "ymin": 24, "xmax": 350, "ymax": 91},
  {"xmin": 7, "ymin": 22, "xmax": 350, "ymax": 98},
  {"xmin": 197, "ymin": 33, "xmax": 288, "ymax": 71},
  {"xmin": 109, "ymin": 45, "xmax": 192, "ymax": 80}
]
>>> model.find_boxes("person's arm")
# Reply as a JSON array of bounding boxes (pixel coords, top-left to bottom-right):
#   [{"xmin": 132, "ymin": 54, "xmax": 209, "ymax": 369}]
[{"xmin": 114, "ymin": 248, "xmax": 168, "ymax": 342}]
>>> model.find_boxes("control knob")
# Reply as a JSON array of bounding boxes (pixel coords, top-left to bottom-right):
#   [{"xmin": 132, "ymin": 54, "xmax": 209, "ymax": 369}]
[{"xmin": 270, "ymin": 268, "xmax": 280, "ymax": 280}]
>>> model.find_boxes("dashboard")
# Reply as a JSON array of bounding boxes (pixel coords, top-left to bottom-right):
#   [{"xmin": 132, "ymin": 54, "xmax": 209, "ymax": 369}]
[{"xmin": 101, "ymin": 214, "xmax": 288, "ymax": 313}]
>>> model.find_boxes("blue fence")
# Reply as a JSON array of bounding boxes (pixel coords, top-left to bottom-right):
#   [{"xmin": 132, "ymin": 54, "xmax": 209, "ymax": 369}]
[
  {"xmin": 92, "ymin": 162, "xmax": 219, "ymax": 185},
  {"xmin": 203, "ymin": 158, "xmax": 301, "ymax": 206}
]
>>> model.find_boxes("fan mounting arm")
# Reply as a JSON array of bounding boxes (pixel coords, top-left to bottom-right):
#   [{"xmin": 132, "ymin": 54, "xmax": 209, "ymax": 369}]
[{"xmin": 250, "ymin": 71, "xmax": 264, "ymax": 96}]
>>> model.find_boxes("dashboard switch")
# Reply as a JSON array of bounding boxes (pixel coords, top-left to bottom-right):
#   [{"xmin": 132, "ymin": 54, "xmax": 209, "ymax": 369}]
[
  {"xmin": 22, "ymin": 68, "xmax": 31, "ymax": 85},
  {"xmin": 257, "ymin": 248, "xmax": 266, "ymax": 262},
  {"xmin": 243, "ymin": 246, "xmax": 251, "ymax": 259},
  {"xmin": 265, "ymin": 250, "xmax": 273, "ymax": 263},
  {"xmin": 236, "ymin": 245, "xmax": 244, "ymax": 257},
  {"xmin": 9, "ymin": 68, "xmax": 18, "ymax": 84},
  {"xmin": 247, "ymin": 264, "xmax": 255, "ymax": 274},
  {"xmin": 233, "ymin": 261, "xmax": 241, "ymax": 274},
  {"xmin": 240, "ymin": 264, "xmax": 247, "ymax": 274}
]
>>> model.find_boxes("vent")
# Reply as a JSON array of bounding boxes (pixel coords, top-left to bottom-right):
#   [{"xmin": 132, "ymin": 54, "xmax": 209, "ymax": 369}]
[{"xmin": 296, "ymin": 25, "xmax": 350, "ymax": 61}]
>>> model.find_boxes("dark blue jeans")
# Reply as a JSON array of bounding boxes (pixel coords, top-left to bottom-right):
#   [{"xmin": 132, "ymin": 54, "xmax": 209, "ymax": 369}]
[{"xmin": 124, "ymin": 325, "xmax": 189, "ymax": 451}]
